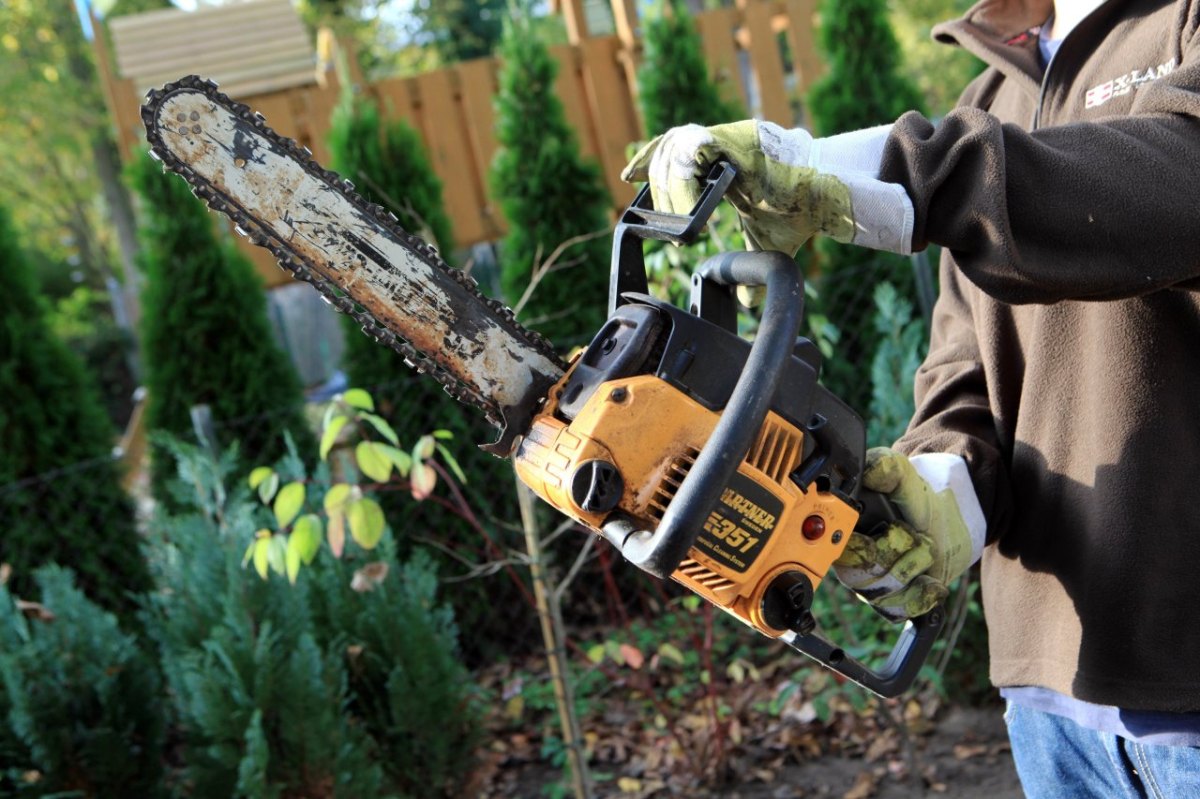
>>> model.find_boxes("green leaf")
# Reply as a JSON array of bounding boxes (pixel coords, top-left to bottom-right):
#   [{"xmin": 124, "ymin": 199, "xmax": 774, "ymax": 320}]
[
  {"xmin": 657, "ymin": 643, "xmax": 685, "ymax": 666},
  {"xmin": 432, "ymin": 429, "xmax": 454, "ymax": 440},
  {"xmin": 359, "ymin": 412, "xmax": 400, "ymax": 446},
  {"xmin": 252, "ymin": 538, "xmax": 270, "ymax": 580},
  {"xmin": 347, "ymin": 497, "xmax": 385, "ymax": 549},
  {"xmin": 435, "ymin": 443, "xmax": 467, "ymax": 484},
  {"xmin": 324, "ymin": 483, "xmax": 352, "ymax": 514},
  {"xmin": 355, "ymin": 441, "xmax": 393, "ymax": 483},
  {"xmin": 285, "ymin": 542, "xmax": 301, "ymax": 584},
  {"xmin": 242, "ymin": 540, "xmax": 257, "ymax": 568},
  {"xmin": 258, "ymin": 472, "xmax": 280, "ymax": 505},
  {"xmin": 342, "ymin": 388, "xmax": 374, "ymax": 411},
  {"xmin": 274, "ymin": 482, "xmax": 306, "ymax": 528},
  {"xmin": 586, "ymin": 645, "xmax": 605, "ymax": 664},
  {"xmin": 248, "ymin": 466, "xmax": 274, "ymax": 490},
  {"xmin": 320, "ymin": 415, "xmax": 349, "ymax": 461},
  {"xmin": 292, "ymin": 514, "xmax": 323, "ymax": 564},
  {"xmin": 375, "ymin": 444, "xmax": 412, "ymax": 477},
  {"xmin": 413, "ymin": 434, "xmax": 436, "ymax": 461},
  {"xmin": 267, "ymin": 535, "xmax": 287, "ymax": 576}
]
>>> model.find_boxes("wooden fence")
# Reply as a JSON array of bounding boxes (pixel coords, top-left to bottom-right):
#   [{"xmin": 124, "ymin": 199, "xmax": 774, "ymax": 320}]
[{"xmin": 99, "ymin": 0, "xmax": 822, "ymax": 288}]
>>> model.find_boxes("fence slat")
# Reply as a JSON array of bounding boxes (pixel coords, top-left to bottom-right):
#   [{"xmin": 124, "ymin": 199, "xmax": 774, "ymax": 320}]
[
  {"xmin": 785, "ymin": 0, "xmax": 823, "ymax": 96},
  {"xmin": 579, "ymin": 36, "xmax": 640, "ymax": 207},
  {"xmin": 456, "ymin": 58, "xmax": 504, "ymax": 240},
  {"xmin": 414, "ymin": 70, "xmax": 488, "ymax": 247},
  {"xmin": 742, "ymin": 0, "xmax": 791, "ymax": 124},
  {"xmin": 695, "ymin": 7, "xmax": 749, "ymax": 114},
  {"xmin": 550, "ymin": 45, "xmax": 602, "ymax": 165}
]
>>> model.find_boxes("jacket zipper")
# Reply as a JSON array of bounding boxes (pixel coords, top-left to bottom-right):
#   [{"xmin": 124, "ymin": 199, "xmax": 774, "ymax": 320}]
[{"xmin": 1031, "ymin": 1, "xmax": 1117, "ymax": 130}]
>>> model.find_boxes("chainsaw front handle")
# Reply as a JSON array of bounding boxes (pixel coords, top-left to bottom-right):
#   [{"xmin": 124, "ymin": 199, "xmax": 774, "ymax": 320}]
[
  {"xmin": 618, "ymin": 249, "xmax": 804, "ymax": 577},
  {"xmin": 609, "ymin": 161, "xmax": 737, "ymax": 316}
]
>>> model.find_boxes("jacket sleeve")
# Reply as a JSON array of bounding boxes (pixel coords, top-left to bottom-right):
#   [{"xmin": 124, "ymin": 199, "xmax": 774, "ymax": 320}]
[
  {"xmin": 893, "ymin": 254, "xmax": 1012, "ymax": 542},
  {"xmin": 880, "ymin": 33, "xmax": 1200, "ymax": 305}
]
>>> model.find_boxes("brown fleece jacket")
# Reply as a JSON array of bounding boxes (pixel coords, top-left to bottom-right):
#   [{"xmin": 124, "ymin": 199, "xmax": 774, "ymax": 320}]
[{"xmin": 879, "ymin": 0, "xmax": 1200, "ymax": 710}]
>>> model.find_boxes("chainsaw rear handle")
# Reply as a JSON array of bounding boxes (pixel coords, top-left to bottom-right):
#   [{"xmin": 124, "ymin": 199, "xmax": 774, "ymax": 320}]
[
  {"xmin": 610, "ymin": 161, "xmax": 737, "ymax": 315},
  {"xmin": 618, "ymin": 249, "xmax": 803, "ymax": 577},
  {"xmin": 788, "ymin": 487, "xmax": 945, "ymax": 697},
  {"xmin": 786, "ymin": 604, "xmax": 945, "ymax": 697}
]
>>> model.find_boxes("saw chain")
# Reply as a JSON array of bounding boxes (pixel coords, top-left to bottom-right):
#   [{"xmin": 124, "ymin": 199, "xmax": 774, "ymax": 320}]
[{"xmin": 141, "ymin": 75, "xmax": 565, "ymax": 440}]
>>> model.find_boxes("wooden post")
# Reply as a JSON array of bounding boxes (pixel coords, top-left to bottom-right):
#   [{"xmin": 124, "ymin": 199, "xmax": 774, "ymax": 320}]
[
  {"xmin": 556, "ymin": 0, "xmax": 591, "ymax": 44},
  {"xmin": 610, "ymin": 0, "xmax": 639, "ymax": 48},
  {"xmin": 89, "ymin": 2, "xmax": 145, "ymax": 163}
]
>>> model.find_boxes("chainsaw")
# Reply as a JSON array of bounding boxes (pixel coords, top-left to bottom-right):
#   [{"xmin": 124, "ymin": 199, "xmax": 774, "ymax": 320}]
[{"xmin": 141, "ymin": 75, "xmax": 943, "ymax": 697}]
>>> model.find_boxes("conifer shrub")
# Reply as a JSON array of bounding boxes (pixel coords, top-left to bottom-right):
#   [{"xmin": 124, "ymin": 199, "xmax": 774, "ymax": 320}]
[
  {"xmin": 806, "ymin": 0, "xmax": 925, "ymax": 413},
  {"xmin": 0, "ymin": 567, "xmax": 166, "ymax": 796},
  {"xmin": 638, "ymin": 0, "xmax": 743, "ymax": 136},
  {"xmin": 865, "ymin": 282, "xmax": 927, "ymax": 448},
  {"xmin": 491, "ymin": 14, "xmax": 612, "ymax": 348},
  {"xmin": 126, "ymin": 155, "xmax": 316, "ymax": 499},
  {"xmin": 143, "ymin": 439, "xmax": 478, "ymax": 796},
  {"xmin": 0, "ymin": 207, "xmax": 151, "ymax": 619}
]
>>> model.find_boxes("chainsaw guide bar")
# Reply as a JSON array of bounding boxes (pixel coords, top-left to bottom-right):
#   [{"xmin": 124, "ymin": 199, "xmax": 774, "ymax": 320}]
[{"xmin": 141, "ymin": 75, "xmax": 565, "ymax": 455}]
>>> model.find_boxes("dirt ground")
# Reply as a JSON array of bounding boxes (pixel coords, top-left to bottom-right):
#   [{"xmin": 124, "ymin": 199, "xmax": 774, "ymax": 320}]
[
  {"xmin": 491, "ymin": 706, "xmax": 1022, "ymax": 798},
  {"xmin": 752, "ymin": 707, "xmax": 1022, "ymax": 799}
]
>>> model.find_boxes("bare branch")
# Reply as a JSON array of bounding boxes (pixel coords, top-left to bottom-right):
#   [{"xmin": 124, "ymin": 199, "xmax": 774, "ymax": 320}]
[
  {"xmin": 553, "ymin": 536, "xmax": 597, "ymax": 602},
  {"xmin": 512, "ymin": 226, "xmax": 612, "ymax": 318}
]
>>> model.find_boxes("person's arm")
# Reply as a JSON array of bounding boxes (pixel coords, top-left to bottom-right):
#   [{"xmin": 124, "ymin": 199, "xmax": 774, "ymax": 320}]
[
  {"xmin": 883, "ymin": 34, "xmax": 1200, "ymax": 304},
  {"xmin": 894, "ymin": 255, "xmax": 1012, "ymax": 542}
]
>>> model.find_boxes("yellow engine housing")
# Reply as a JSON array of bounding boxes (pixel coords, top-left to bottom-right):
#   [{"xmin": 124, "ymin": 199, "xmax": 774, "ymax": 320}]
[{"xmin": 514, "ymin": 370, "xmax": 859, "ymax": 638}]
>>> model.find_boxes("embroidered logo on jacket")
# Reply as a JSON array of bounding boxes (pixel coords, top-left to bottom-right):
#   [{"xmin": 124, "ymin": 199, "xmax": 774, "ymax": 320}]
[{"xmin": 1085, "ymin": 60, "xmax": 1177, "ymax": 108}]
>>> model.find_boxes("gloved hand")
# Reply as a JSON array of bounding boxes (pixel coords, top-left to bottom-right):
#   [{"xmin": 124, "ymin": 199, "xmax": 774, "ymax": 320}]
[
  {"xmin": 621, "ymin": 120, "xmax": 914, "ymax": 257},
  {"xmin": 833, "ymin": 448, "xmax": 986, "ymax": 621}
]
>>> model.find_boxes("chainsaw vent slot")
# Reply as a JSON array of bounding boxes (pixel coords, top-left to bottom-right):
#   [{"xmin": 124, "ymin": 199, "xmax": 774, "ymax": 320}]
[
  {"xmin": 745, "ymin": 418, "xmax": 804, "ymax": 484},
  {"xmin": 677, "ymin": 559, "xmax": 735, "ymax": 592},
  {"xmin": 647, "ymin": 449, "xmax": 699, "ymax": 522}
]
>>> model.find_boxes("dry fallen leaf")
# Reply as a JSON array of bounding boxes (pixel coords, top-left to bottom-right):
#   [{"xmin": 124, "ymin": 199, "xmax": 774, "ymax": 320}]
[
  {"xmin": 16, "ymin": 599, "xmax": 55, "ymax": 623},
  {"xmin": 864, "ymin": 731, "xmax": 898, "ymax": 762},
  {"xmin": 953, "ymin": 743, "xmax": 989, "ymax": 760},
  {"xmin": 350, "ymin": 561, "xmax": 389, "ymax": 592},
  {"xmin": 843, "ymin": 770, "xmax": 878, "ymax": 799}
]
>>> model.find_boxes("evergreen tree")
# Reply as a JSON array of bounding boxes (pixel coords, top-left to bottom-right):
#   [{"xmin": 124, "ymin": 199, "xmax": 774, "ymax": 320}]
[
  {"xmin": 806, "ymin": 0, "xmax": 925, "ymax": 412},
  {"xmin": 127, "ymin": 155, "xmax": 316, "ymax": 498},
  {"xmin": 638, "ymin": 0, "xmax": 742, "ymax": 136},
  {"xmin": 0, "ymin": 567, "xmax": 166, "ymax": 796},
  {"xmin": 491, "ymin": 13, "xmax": 612, "ymax": 347},
  {"xmin": 0, "ymin": 206, "xmax": 151, "ymax": 619}
]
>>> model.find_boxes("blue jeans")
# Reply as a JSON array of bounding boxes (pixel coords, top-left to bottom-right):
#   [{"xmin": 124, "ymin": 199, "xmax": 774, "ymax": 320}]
[{"xmin": 1005, "ymin": 701, "xmax": 1200, "ymax": 798}]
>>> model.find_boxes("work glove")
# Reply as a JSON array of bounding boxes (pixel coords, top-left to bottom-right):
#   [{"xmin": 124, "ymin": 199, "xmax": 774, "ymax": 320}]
[
  {"xmin": 833, "ymin": 449, "xmax": 986, "ymax": 621},
  {"xmin": 621, "ymin": 120, "xmax": 915, "ymax": 257}
]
